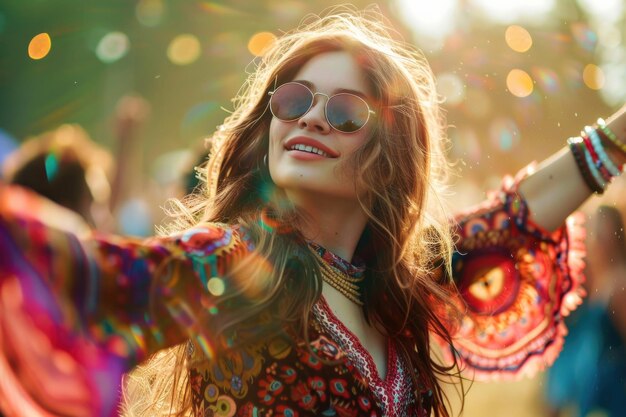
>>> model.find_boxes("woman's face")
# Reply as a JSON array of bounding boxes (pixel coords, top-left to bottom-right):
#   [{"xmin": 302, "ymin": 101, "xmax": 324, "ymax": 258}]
[{"xmin": 268, "ymin": 50, "xmax": 374, "ymax": 203}]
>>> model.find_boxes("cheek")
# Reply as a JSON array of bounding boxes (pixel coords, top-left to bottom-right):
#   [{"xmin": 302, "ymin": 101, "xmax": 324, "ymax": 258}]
[
  {"xmin": 268, "ymin": 118, "xmax": 286, "ymax": 177},
  {"xmin": 268, "ymin": 119, "xmax": 282, "ymax": 159},
  {"xmin": 340, "ymin": 129, "xmax": 372, "ymax": 161},
  {"xmin": 269, "ymin": 117, "xmax": 279, "ymax": 137}
]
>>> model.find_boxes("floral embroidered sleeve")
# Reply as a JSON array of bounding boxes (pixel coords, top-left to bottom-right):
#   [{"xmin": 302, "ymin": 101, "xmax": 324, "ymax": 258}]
[
  {"xmin": 0, "ymin": 185, "xmax": 253, "ymax": 417},
  {"xmin": 437, "ymin": 166, "xmax": 586, "ymax": 381}
]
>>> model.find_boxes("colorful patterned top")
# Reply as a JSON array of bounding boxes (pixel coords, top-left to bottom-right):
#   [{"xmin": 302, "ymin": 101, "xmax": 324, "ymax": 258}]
[{"xmin": 0, "ymin": 170, "xmax": 585, "ymax": 417}]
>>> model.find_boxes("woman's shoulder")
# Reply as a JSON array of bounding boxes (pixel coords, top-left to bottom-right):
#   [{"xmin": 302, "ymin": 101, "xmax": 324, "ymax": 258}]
[{"xmin": 167, "ymin": 221, "xmax": 255, "ymax": 259}]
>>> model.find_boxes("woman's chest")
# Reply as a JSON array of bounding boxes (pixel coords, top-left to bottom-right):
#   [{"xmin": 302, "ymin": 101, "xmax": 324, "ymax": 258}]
[
  {"xmin": 322, "ymin": 284, "xmax": 389, "ymax": 379},
  {"xmin": 186, "ymin": 299, "xmax": 425, "ymax": 417},
  {"xmin": 188, "ymin": 330, "xmax": 384, "ymax": 416}
]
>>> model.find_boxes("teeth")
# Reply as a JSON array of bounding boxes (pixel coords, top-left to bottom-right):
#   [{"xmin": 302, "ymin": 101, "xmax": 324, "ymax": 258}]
[{"xmin": 290, "ymin": 144, "xmax": 329, "ymax": 157}]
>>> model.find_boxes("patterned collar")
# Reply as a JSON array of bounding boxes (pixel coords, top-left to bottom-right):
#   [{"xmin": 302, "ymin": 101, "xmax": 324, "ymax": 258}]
[{"xmin": 306, "ymin": 241, "xmax": 366, "ymax": 277}]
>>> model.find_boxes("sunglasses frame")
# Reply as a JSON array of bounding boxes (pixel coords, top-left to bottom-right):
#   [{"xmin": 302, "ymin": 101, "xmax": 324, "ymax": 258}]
[{"xmin": 268, "ymin": 81, "xmax": 376, "ymax": 133}]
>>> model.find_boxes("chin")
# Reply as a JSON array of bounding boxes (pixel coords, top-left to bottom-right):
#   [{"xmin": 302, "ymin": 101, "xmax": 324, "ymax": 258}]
[{"xmin": 270, "ymin": 160, "xmax": 359, "ymax": 200}]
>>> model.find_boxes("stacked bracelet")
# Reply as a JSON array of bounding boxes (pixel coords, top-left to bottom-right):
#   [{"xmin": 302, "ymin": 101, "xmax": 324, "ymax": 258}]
[
  {"xmin": 568, "ymin": 137, "xmax": 605, "ymax": 194},
  {"xmin": 580, "ymin": 130, "xmax": 611, "ymax": 183},
  {"xmin": 568, "ymin": 121, "xmax": 623, "ymax": 194},
  {"xmin": 584, "ymin": 126, "xmax": 621, "ymax": 177},
  {"xmin": 597, "ymin": 118, "xmax": 626, "ymax": 155}
]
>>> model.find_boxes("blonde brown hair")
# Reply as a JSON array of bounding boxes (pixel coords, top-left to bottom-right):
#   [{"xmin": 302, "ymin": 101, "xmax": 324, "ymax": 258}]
[{"xmin": 125, "ymin": 6, "xmax": 463, "ymax": 417}]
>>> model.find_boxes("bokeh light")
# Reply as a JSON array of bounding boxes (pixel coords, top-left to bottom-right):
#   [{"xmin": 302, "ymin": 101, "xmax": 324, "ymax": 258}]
[
  {"xmin": 597, "ymin": 25, "xmax": 622, "ymax": 49},
  {"xmin": 469, "ymin": 0, "xmax": 555, "ymax": 23},
  {"xmin": 570, "ymin": 22, "xmax": 597, "ymax": 52},
  {"xmin": 95, "ymin": 32, "xmax": 130, "ymax": 63},
  {"xmin": 436, "ymin": 72, "xmax": 465, "ymax": 106},
  {"xmin": 207, "ymin": 277, "xmax": 225, "ymax": 296},
  {"xmin": 599, "ymin": 61, "xmax": 626, "ymax": 106},
  {"xmin": 135, "ymin": 0, "xmax": 165, "ymax": 27},
  {"xmin": 247, "ymin": 32, "xmax": 276, "ymax": 57},
  {"xmin": 506, "ymin": 69, "xmax": 534, "ymax": 98},
  {"xmin": 118, "ymin": 198, "xmax": 152, "ymax": 237},
  {"xmin": 198, "ymin": 1, "xmax": 243, "ymax": 16},
  {"xmin": 28, "ymin": 33, "xmax": 52, "ymax": 60},
  {"xmin": 582, "ymin": 64, "xmax": 605, "ymax": 90},
  {"xmin": 576, "ymin": 0, "xmax": 624, "ymax": 22},
  {"xmin": 167, "ymin": 34, "xmax": 201, "ymax": 65},
  {"xmin": 489, "ymin": 118, "xmax": 520, "ymax": 151},
  {"xmin": 505, "ymin": 25, "xmax": 532, "ymax": 53},
  {"xmin": 395, "ymin": 0, "xmax": 458, "ymax": 39},
  {"xmin": 531, "ymin": 67, "xmax": 560, "ymax": 94}
]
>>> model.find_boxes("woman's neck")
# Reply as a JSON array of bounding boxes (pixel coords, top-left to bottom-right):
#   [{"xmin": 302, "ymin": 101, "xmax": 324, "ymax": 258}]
[{"xmin": 287, "ymin": 191, "xmax": 368, "ymax": 261}]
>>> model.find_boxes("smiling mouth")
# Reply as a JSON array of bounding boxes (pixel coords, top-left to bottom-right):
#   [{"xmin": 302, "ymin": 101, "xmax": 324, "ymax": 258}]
[{"xmin": 288, "ymin": 143, "xmax": 332, "ymax": 158}]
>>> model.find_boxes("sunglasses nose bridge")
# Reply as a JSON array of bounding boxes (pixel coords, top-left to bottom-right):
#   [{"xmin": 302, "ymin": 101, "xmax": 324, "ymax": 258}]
[
  {"xmin": 310, "ymin": 91, "xmax": 330, "ymax": 111},
  {"xmin": 305, "ymin": 91, "xmax": 330, "ymax": 118},
  {"xmin": 312, "ymin": 91, "xmax": 330, "ymax": 101}
]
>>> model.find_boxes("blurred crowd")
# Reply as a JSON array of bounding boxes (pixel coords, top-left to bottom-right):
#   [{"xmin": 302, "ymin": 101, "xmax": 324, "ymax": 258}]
[{"xmin": 0, "ymin": 95, "xmax": 208, "ymax": 238}]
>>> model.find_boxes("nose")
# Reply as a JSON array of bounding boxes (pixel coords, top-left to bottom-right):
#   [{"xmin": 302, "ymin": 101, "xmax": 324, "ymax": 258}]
[{"xmin": 297, "ymin": 93, "xmax": 331, "ymax": 134}]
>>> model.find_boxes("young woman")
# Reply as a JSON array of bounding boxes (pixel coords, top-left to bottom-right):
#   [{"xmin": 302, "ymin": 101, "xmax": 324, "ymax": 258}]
[{"xmin": 1, "ymin": 10, "xmax": 625, "ymax": 417}]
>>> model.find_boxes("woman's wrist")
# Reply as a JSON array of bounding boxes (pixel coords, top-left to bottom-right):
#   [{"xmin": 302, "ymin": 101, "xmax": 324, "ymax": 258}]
[
  {"xmin": 600, "ymin": 104, "xmax": 626, "ymax": 167},
  {"xmin": 565, "ymin": 110, "xmax": 626, "ymax": 195}
]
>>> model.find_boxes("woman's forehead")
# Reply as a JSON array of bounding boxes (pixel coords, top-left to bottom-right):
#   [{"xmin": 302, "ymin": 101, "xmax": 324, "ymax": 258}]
[{"xmin": 291, "ymin": 51, "xmax": 372, "ymax": 97}]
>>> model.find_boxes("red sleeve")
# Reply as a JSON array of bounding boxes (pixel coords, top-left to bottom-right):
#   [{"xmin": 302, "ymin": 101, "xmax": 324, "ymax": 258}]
[
  {"xmin": 436, "ymin": 166, "xmax": 586, "ymax": 381},
  {"xmin": 0, "ymin": 185, "xmax": 253, "ymax": 416}
]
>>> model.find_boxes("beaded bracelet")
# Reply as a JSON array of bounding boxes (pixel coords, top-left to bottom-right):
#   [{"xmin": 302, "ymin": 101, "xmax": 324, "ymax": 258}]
[
  {"xmin": 595, "ymin": 127, "xmax": 625, "ymax": 174},
  {"xmin": 597, "ymin": 118, "xmax": 626, "ymax": 155},
  {"xmin": 584, "ymin": 125, "xmax": 621, "ymax": 177},
  {"xmin": 567, "ymin": 137, "xmax": 604, "ymax": 194},
  {"xmin": 581, "ymin": 141, "xmax": 607, "ymax": 190},
  {"xmin": 580, "ymin": 131, "xmax": 613, "ymax": 182}
]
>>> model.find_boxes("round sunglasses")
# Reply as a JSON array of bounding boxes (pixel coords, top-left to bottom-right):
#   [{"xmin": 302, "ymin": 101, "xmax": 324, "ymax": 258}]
[{"xmin": 268, "ymin": 82, "xmax": 375, "ymax": 133}]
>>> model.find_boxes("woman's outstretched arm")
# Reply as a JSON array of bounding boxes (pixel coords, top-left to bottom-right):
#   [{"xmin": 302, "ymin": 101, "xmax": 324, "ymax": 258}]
[
  {"xmin": 440, "ymin": 105, "xmax": 626, "ymax": 380},
  {"xmin": 518, "ymin": 104, "xmax": 626, "ymax": 232},
  {"xmin": 0, "ymin": 186, "xmax": 253, "ymax": 417}
]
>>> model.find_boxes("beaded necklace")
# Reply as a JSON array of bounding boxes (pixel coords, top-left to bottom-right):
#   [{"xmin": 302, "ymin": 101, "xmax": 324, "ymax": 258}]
[{"xmin": 308, "ymin": 245, "xmax": 364, "ymax": 306}]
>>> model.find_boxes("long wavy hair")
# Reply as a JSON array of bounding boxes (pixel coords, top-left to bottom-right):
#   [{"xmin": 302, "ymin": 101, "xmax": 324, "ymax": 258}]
[{"xmin": 123, "ymin": 7, "xmax": 463, "ymax": 417}]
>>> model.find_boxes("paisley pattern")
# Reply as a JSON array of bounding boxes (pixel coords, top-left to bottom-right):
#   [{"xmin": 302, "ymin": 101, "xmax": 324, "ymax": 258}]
[
  {"xmin": 438, "ymin": 169, "xmax": 586, "ymax": 380},
  {"xmin": 188, "ymin": 326, "xmax": 393, "ymax": 417},
  {"xmin": 187, "ymin": 276, "xmax": 423, "ymax": 417}
]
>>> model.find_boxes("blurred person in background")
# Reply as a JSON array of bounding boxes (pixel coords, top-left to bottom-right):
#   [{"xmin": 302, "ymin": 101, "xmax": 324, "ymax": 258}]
[
  {"xmin": 1, "ymin": 94, "xmax": 152, "ymax": 236},
  {"xmin": 1, "ymin": 123, "xmax": 113, "ymax": 234},
  {"xmin": 545, "ymin": 205, "xmax": 626, "ymax": 417},
  {"xmin": 108, "ymin": 94, "xmax": 158, "ymax": 237},
  {"xmin": 1, "ymin": 7, "xmax": 626, "ymax": 417}
]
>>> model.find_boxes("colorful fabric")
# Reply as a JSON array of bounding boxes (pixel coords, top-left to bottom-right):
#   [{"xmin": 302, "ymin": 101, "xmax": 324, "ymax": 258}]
[
  {"xmin": 307, "ymin": 240, "xmax": 366, "ymax": 277},
  {"xmin": 437, "ymin": 168, "xmax": 586, "ymax": 380},
  {"xmin": 187, "ymin": 295, "xmax": 425, "ymax": 417},
  {"xmin": 0, "ymin": 169, "xmax": 585, "ymax": 416},
  {"xmin": 183, "ymin": 238, "xmax": 424, "ymax": 417}
]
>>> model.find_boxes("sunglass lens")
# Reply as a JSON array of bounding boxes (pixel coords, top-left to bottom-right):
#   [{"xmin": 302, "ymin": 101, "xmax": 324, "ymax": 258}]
[
  {"xmin": 270, "ymin": 83, "xmax": 312, "ymax": 121},
  {"xmin": 327, "ymin": 94, "xmax": 369, "ymax": 133}
]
